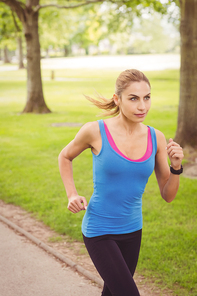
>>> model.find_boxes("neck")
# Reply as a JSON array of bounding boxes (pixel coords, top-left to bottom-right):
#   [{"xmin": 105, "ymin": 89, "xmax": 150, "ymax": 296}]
[{"xmin": 115, "ymin": 114, "xmax": 143, "ymax": 134}]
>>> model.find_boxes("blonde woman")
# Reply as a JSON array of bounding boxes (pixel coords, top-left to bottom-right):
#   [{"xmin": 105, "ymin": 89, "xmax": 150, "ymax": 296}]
[{"xmin": 58, "ymin": 69, "xmax": 184, "ymax": 296}]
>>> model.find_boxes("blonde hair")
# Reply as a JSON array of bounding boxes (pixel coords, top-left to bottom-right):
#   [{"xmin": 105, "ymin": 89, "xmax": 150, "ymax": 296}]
[{"xmin": 85, "ymin": 69, "xmax": 151, "ymax": 116}]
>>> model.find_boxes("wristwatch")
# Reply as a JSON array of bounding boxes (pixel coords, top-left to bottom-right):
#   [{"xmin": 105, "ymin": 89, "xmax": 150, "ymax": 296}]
[{"xmin": 170, "ymin": 165, "xmax": 183, "ymax": 175}]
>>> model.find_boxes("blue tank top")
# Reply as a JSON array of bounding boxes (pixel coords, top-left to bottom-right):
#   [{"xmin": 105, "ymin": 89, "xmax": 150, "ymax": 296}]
[{"xmin": 82, "ymin": 120, "xmax": 157, "ymax": 238}]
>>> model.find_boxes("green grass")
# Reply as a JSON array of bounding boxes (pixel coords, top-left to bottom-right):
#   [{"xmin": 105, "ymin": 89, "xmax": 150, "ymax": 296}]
[{"xmin": 0, "ymin": 67, "xmax": 196, "ymax": 295}]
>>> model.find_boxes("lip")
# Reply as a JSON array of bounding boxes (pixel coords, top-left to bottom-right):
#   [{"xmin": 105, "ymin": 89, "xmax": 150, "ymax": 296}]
[{"xmin": 134, "ymin": 113, "xmax": 146, "ymax": 118}]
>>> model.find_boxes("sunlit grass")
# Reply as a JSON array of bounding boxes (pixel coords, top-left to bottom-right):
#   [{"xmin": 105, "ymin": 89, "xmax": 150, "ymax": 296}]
[{"xmin": 0, "ymin": 68, "xmax": 196, "ymax": 296}]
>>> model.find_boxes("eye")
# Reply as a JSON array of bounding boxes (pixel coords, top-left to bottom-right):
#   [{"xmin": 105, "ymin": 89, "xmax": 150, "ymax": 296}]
[
  {"xmin": 144, "ymin": 96, "xmax": 151, "ymax": 100},
  {"xmin": 130, "ymin": 97, "xmax": 138, "ymax": 101}
]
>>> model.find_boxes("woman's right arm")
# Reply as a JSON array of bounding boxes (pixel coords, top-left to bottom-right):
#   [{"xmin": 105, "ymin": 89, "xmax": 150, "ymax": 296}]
[{"xmin": 58, "ymin": 122, "xmax": 99, "ymax": 213}]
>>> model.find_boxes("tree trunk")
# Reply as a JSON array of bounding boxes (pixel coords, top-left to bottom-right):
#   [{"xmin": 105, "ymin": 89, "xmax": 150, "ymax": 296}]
[
  {"xmin": 22, "ymin": 8, "xmax": 51, "ymax": 113},
  {"xmin": 17, "ymin": 36, "xmax": 25, "ymax": 69},
  {"xmin": 45, "ymin": 47, "xmax": 49, "ymax": 58},
  {"xmin": 3, "ymin": 46, "xmax": 10, "ymax": 63},
  {"xmin": 174, "ymin": 0, "xmax": 197, "ymax": 147},
  {"xmin": 64, "ymin": 45, "xmax": 70, "ymax": 57}
]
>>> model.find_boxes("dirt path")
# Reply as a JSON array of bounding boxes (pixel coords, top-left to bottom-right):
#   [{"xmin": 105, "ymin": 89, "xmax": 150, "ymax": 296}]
[{"xmin": 0, "ymin": 200, "xmax": 175, "ymax": 296}]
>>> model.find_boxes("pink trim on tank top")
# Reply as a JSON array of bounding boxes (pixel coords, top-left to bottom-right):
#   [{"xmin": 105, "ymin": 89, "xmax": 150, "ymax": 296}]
[{"xmin": 104, "ymin": 122, "xmax": 153, "ymax": 162}]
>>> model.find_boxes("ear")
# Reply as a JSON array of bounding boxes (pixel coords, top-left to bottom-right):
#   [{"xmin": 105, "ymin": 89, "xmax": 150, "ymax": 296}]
[{"xmin": 113, "ymin": 94, "xmax": 120, "ymax": 106}]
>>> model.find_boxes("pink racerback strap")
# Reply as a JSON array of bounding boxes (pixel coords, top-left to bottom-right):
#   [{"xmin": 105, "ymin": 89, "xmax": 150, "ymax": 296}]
[{"xmin": 104, "ymin": 122, "xmax": 152, "ymax": 162}]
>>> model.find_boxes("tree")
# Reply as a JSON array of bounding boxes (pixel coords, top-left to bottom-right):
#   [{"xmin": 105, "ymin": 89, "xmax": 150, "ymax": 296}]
[
  {"xmin": 0, "ymin": 4, "xmax": 16, "ymax": 63},
  {"xmin": 174, "ymin": 0, "xmax": 197, "ymax": 147},
  {"xmin": 39, "ymin": 5, "xmax": 102, "ymax": 57},
  {"xmin": 128, "ymin": 14, "xmax": 179, "ymax": 54},
  {"xmin": 0, "ymin": 0, "xmax": 171, "ymax": 114},
  {"xmin": 121, "ymin": 0, "xmax": 196, "ymax": 147},
  {"xmin": 11, "ymin": 9, "xmax": 25, "ymax": 69},
  {"xmin": 1, "ymin": 0, "xmax": 197, "ymax": 146},
  {"xmin": 0, "ymin": 0, "xmax": 105, "ymax": 113},
  {"xmin": 0, "ymin": 3, "xmax": 24, "ymax": 68},
  {"xmin": 39, "ymin": 7, "xmax": 75, "ymax": 58},
  {"xmin": 0, "ymin": 0, "xmax": 170, "ymax": 114}
]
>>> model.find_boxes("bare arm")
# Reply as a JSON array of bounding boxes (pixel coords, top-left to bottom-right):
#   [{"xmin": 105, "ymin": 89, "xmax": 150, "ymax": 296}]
[
  {"xmin": 58, "ymin": 121, "xmax": 100, "ymax": 213},
  {"xmin": 154, "ymin": 130, "xmax": 184, "ymax": 203}
]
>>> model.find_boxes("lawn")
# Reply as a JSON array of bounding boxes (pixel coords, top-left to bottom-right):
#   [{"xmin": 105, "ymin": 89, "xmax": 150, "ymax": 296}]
[{"xmin": 0, "ymin": 66, "xmax": 196, "ymax": 296}]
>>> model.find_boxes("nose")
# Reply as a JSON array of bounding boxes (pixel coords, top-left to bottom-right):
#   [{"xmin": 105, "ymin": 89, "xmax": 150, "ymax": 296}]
[{"xmin": 137, "ymin": 99, "xmax": 145, "ymax": 111}]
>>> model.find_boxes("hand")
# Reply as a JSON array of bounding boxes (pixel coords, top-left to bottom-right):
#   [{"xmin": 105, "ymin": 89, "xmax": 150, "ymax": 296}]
[
  {"xmin": 166, "ymin": 138, "xmax": 184, "ymax": 170},
  {"xmin": 67, "ymin": 195, "xmax": 88, "ymax": 213}
]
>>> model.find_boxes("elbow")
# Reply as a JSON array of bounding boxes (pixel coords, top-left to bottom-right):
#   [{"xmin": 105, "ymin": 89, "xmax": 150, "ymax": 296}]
[
  {"xmin": 58, "ymin": 151, "xmax": 67, "ymax": 166},
  {"xmin": 165, "ymin": 198, "xmax": 174, "ymax": 203},
  {"xmin": 161, "ymin": 190, "xmax": 176, "ymax": 203},
  {"xmin": 162, "ymin": 194, "xmax": 176, "ymax": 203},
  {"xmin": 58, "ymin": 150, "xmax": 72, "ymax": 164},
  {"xmin": 58, "ymin": 151, "xmax": 62, "ymax": 164},
  {"xmin": 161, "ymin": 185, "xmax": 178, "ymax": 203}
]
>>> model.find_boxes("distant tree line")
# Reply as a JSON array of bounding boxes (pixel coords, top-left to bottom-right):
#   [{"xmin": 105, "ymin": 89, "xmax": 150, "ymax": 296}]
[{"xmin": 0, "ymin": 2, "xmax": 179, "ymax": 64}]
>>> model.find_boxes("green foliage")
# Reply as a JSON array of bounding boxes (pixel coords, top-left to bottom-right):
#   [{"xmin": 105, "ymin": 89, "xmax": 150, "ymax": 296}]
[
  {"xmin": 123, "ymin": 0, "xmax": 168, "ymax": 14},
  {"xmin": 38, "ymin": 1, "xmax": 179, "ymax": 56},
  {"xmin": 129, "ymin": 14, "xmax": 180, "ymax": 54},
  {"xmin": 0, "ymin": 66, "xmax": 196, "ymax": 295},
  {"xmin": 39, "ymin": 4, "xmax": 105, "ymax": 55},
  {"xmin": 1, "ymin": 0, "xmax": 180, "ymax": 56},
  {"xmin": 0, "ymin": 3, "xmax": 21, "ymax": 50}
]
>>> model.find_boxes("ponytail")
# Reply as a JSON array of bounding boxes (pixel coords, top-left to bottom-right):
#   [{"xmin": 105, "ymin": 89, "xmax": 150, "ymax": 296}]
[{"xmin": 84, "ymin": 93, "xmax": 120, "ymax": 117}]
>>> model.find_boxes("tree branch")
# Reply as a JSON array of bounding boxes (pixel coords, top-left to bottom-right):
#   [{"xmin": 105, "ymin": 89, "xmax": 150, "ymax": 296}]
[
  {"xmin": 34, "ymin": 0, "xmax": 106, "ymax": 12},
  {"xmin": 0, "ymin": 0, "xmax": 26, "ymax": 22},
  {"xmin": 11, "ymin": 10, "xmax": 21, "ymax": 33}
]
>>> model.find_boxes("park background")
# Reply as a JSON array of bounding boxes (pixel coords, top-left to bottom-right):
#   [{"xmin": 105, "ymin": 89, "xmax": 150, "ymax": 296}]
[{"xmin": 0, "ymin": 1, "xmax": 197, "ymax": 296}]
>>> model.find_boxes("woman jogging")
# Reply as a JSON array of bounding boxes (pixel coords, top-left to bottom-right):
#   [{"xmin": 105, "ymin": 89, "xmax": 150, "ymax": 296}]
[{"xmin": 58, "ymin": 69, "xmax": 184, "ymax": 296}]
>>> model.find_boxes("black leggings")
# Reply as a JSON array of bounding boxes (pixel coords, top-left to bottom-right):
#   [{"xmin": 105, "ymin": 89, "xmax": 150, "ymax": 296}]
[{"xmin": 83, "ymin": 229, "xmax": 142, "ymax": 296}]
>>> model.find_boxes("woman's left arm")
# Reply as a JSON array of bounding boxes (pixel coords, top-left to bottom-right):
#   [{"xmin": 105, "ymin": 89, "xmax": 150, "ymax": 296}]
[{"xmin": 154, "ymin": 130, "xmax": 184, "ymax": 203}]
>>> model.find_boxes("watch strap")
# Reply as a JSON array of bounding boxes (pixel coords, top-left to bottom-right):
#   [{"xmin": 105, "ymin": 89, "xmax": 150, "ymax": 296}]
[{"xmin": 170, "ymin": 164, "xmax": 183, "ymax": 175}]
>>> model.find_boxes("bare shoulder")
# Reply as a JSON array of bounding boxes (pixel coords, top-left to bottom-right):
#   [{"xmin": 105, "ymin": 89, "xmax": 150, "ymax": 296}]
[
  {"xmin": 78, "ymin": 121, "xmax": 100, "ymax": 138},
  {"xmin": 59, "ymin": 121, "xmax": 101, "ymax": 161},
  {"xmin": 81, "ymin": 121, "xmax": 100, "ymax": 133},
  {"xmin": 154, "ymin": 129, "xmax": 167, "ymax": 152},
  {"xmin": 74, "ymin": 121, "xmax": 100, "ymax": 146},
  {"xmin": 155, "ymin": 129, "xmax": 166, "ymax": 140}
]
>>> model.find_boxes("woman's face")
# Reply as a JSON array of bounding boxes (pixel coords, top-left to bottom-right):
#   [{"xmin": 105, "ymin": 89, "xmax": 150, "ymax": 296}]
[{"xmin": 115, "ymin": 81, "xmax": 151, "ymax": 123}]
